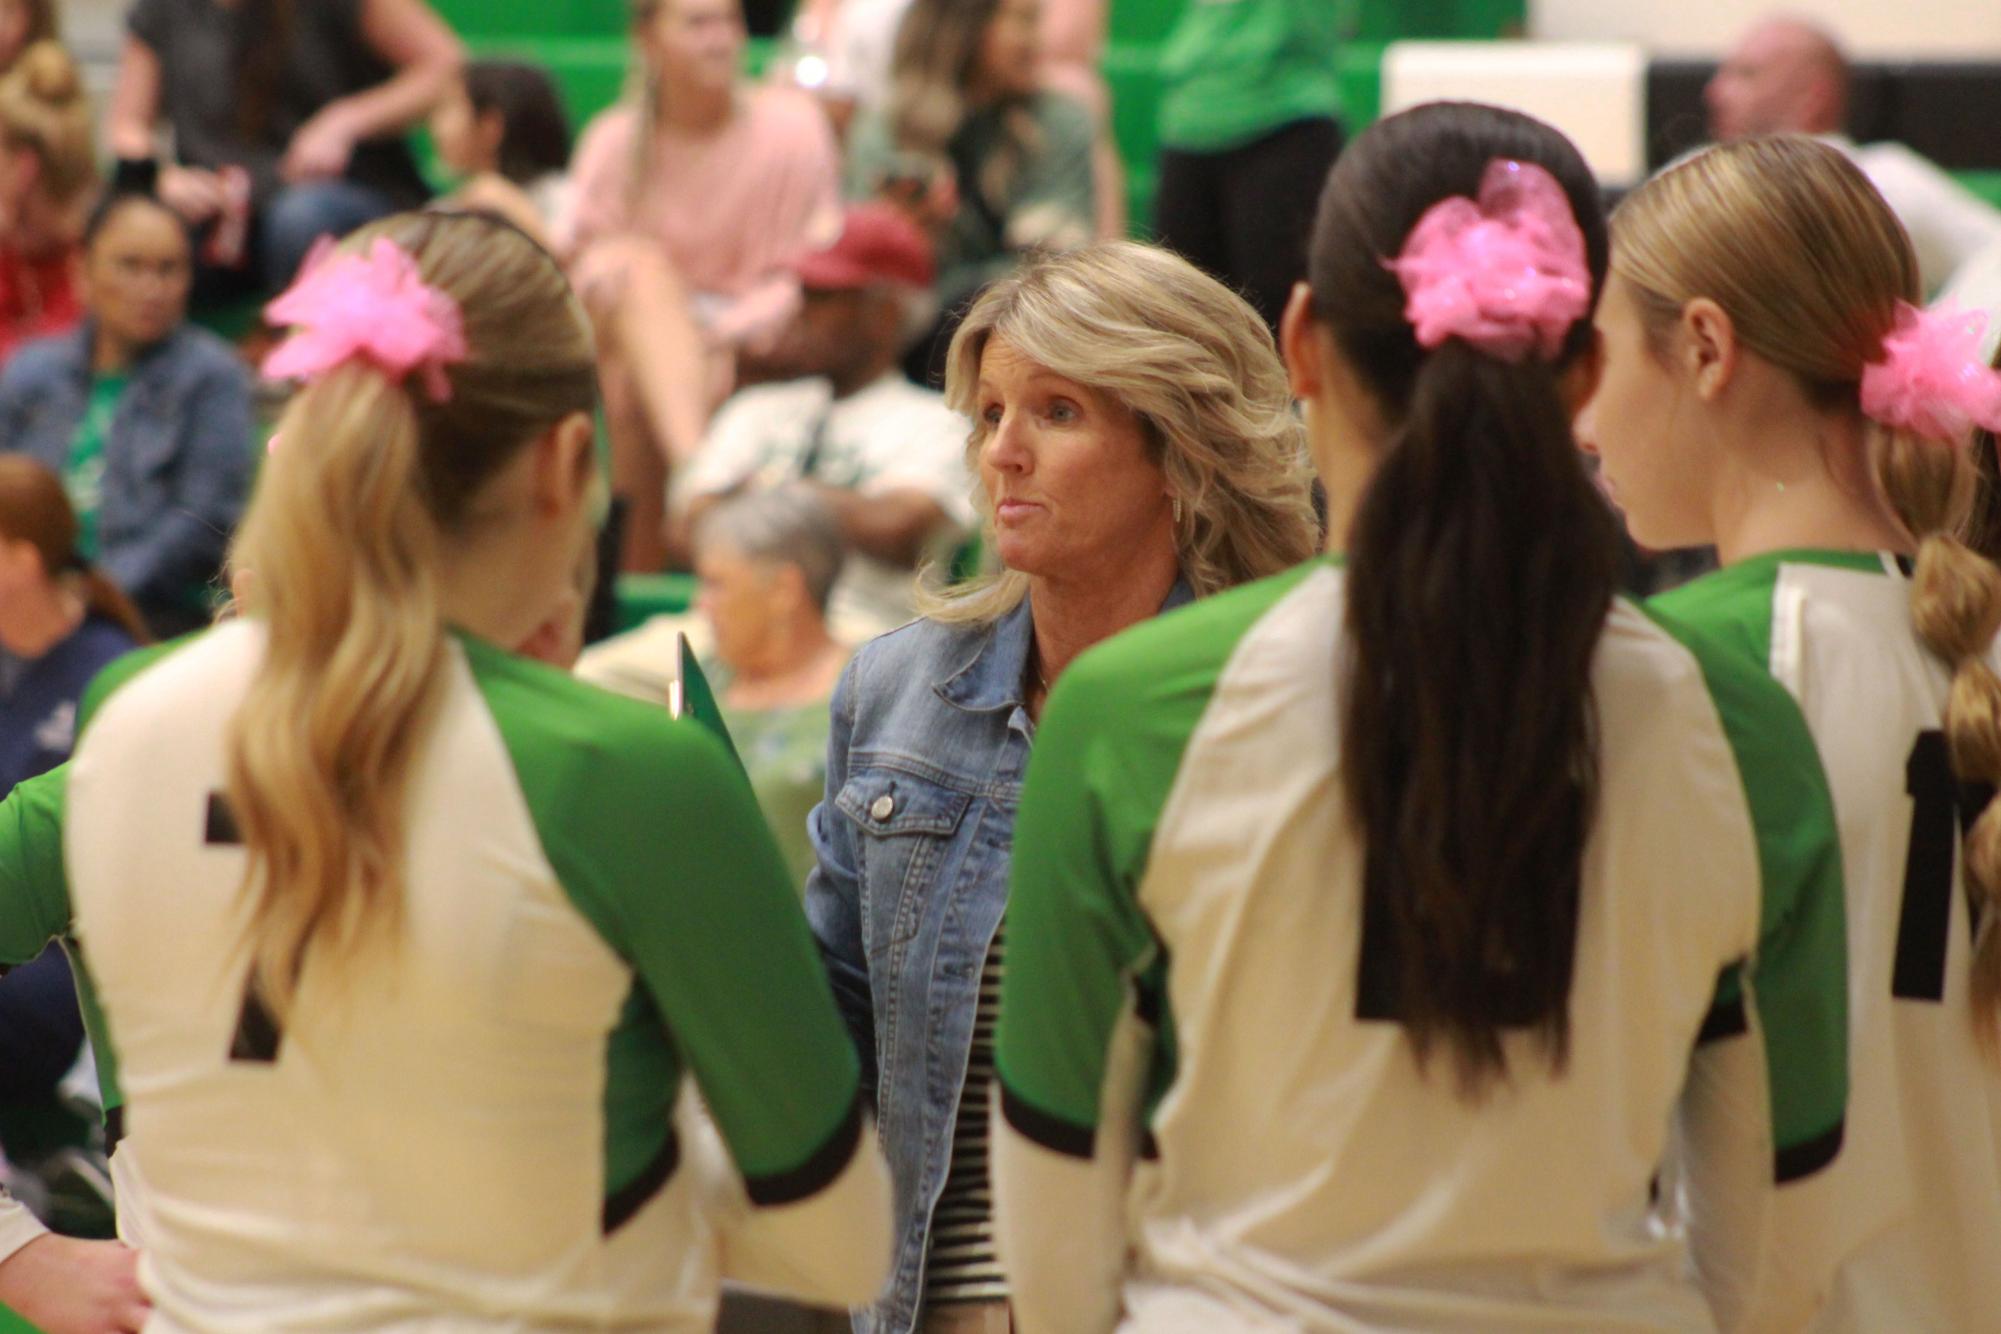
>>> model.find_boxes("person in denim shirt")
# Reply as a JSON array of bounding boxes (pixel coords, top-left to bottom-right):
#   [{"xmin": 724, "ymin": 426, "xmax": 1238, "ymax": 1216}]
[
  {"xmin": 805, "ymin": 242, "xmax": 1319, "ymax": 1334},
  {"xmin": 0, "ymin": 191, "xmax": 253, "ymax": 636}
]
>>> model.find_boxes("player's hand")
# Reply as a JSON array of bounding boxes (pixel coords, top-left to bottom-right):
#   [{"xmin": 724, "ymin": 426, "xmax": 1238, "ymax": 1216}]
[
  {"xmin": 158, "ymin": 165, "xmax": 227, "ymax": 224},
  {"xmin": 0, "ymin": 1234, "xmax": 149, "ymax": 1334},
  {"xmin": 281, "ymin": 108, "xmax": 357, "ymax": 183}
]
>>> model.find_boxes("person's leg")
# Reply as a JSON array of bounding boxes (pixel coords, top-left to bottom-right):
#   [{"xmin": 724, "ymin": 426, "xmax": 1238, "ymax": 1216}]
[
  {"xmin": 1218, "ymin": 117, "xmax": 1344, "ymax": 330},
  {"xmin": 1150, "ymin": 145, "xmax": 1228, "ymax": 286},
  {"xmin": 0, "ymin": 947, "xmax": 84, "ymax": 1103},
  {"xmin": 257, "ymin": 179, "xmax": 399, "ymax": 291}
]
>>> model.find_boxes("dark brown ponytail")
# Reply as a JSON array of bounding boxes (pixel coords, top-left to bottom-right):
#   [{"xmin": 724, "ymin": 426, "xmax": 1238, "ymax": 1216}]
[
  {"xmin": 0, "ymin": 455, "xmax": 151, "ymax": 645},
  {"xmin": 1308, "ymin": 102, "xmax": 1618, "ymax": 1095}
]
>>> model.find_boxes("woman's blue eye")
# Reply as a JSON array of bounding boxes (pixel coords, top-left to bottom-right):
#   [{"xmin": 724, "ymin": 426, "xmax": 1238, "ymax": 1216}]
[
  {"xmin": 1048, "ymin": 401, "xmax": 1078, "ymax": 423},
  {"xmin": 981, "ymin": 404, "xmax": 1003, "ymax": 425}
]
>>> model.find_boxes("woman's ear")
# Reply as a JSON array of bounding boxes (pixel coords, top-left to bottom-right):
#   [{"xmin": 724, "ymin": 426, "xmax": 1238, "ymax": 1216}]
[
  {"xmin": 1279, "ymin": 283, "xmax": 1323, "ymax": 403},
  {"xmin": 532, "ymin": 411, "xmax": 598, "ymax": 518},
  {"xmin": 1680, "ymin": 297, "xmax": 1739, "ymax": 403}
]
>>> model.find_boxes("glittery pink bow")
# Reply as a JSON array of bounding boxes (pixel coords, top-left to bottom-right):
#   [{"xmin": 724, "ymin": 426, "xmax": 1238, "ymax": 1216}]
[
  {"xmin": 1859, "ymin": 301, "xmax": 2001, "ymax": 445},
  {"xmin": 1386, "ymin": 159, "xmax": 1591, "ymax": 363},
  {"xmin": 262, "ymin": 237, "xmax": 469, "ymax": 402}
]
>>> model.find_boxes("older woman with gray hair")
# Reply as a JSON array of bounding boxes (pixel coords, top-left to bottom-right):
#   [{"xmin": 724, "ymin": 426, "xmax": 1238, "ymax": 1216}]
[
  {"xmin": 804, "ymin": 240, "xmax": 1318, "ymax": 1334},
  {"xmin": 690, "ymin": 485, "xmax": 852, "ymax": 890}
]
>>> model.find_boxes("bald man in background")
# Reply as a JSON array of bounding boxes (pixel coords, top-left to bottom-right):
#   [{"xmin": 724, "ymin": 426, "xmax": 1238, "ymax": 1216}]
[{"xmin": 1706, "ymin": 14, "xmax": 2001, "ymax": 293}]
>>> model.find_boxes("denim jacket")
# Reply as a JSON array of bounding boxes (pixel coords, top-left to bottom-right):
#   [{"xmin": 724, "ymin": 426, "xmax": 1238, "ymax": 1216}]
[
  {"xmin": 805, "ymin": 583, "xmax": 1191, "ymax": 1334},
  {"xmin": 0, "ymin": 322, "xmax": 253, "ymax": 624}
]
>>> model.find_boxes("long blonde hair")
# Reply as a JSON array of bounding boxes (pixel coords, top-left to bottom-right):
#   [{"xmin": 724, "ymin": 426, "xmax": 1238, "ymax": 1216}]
[
  {"xmin": 227, "ymin": 212, "xmax": 598, "ymax": 1020},
  {"xmin": 0, "ymin": 41, "xmax": 93, "ymax": 208},
  {"xmin": 1614, "ymin": 135, "xmax": 2001, "ymax": 1053},
  {"xmin": 886, "ymin": 0, "xmax": 1039, "ymax": 211},
  {"xmin": 924, "ymin": 241, "xmax": 1319, "ymax": 625}
]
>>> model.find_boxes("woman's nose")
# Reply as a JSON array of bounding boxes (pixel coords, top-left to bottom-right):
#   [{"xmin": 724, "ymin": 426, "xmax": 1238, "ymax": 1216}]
[{"xmin": 983, "ymin": 411, "xmax": 1031, "ymax": 472}]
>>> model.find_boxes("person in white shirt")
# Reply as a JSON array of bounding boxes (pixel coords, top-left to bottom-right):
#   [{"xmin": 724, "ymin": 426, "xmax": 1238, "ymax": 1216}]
[
  {"xmin": 1704, "ymin": 15, "xmax": 2001, "ymax": 294},
  {"xmin": 673, "ymin": 202, "xmax": 976, "ymax": 645}
]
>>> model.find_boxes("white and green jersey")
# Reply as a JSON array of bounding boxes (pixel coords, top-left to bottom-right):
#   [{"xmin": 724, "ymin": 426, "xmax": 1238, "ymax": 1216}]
[
  {"xmin": 992, "ymin": 559, "xmax": 1849, "ymax": 1333},
  {"xmin": 0, "ymin": 621, "xmax": 889, "ymax": 1331},
  {"xmin": 1654, "ymin": 549, "xmax": 2001, "ymax": 1332}
]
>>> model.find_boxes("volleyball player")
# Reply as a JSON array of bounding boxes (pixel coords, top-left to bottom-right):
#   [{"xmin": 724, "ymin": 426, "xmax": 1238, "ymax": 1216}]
[
  {"xmin": 1589, "ymin": 135, "xmax": 2001, "ymax": 1330},
  {"xmin": 0, "ymin": 211, "xmax": 889, "ymax": 1329},
  {"xmin": 990, "ymin": 104, "xmax": 1851, "ymax": 1331}
]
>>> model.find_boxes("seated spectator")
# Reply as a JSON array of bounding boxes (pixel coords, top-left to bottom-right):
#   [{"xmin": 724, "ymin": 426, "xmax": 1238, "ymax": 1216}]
[
  {"xmin": 0, "ymin": 42, "xmax": 92, "ymax": 368},
  {"xmin": 1706, "ymin": 15, "xmax": 2001, "ymax": 293},
  {"xmin": 567, "ymin": 0, "xmax": 840, "ymax": 572},
  {"xmin": 693, "ymin": 486, "xmax": 851, "ymax": 888},
  {"xmin": 846, "ymin": 0, "xmax": 1096, "ymax": 384},
  {"xmin": 105, "ymin": 0, "xmax": 464, "ymax": 301},
  {"xmin": 674, "ymin": 202, "xmax": 975, "ymax": 643},
  {"xmin": 0, "ymin": 455, "xmax": 148, "ymax": 1252},
  {"xmin": 429, "ymin": 59, "xmax": 572, "ymax": 247},
  {"xmin": 0, "ymin": 192, "xmax": 254, "ymax": 637},
  {"xmin": 0, "ymin": 0, "xmax": 55, "ymax": 76}
]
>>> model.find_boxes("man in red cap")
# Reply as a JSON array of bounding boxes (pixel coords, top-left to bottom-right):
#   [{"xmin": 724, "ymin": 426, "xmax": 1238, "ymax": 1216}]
[{"xmin": 667, "ymin": 202, "xmax": 974, "ymax": 643}]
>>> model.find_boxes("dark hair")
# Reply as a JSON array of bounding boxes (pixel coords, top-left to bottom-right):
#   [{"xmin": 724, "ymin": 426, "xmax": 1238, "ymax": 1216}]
[
  {"xmin": 0, "ymin": 455, "xmax": 151, "ymax": 645},
  {"xmin": 1307, "ymin": 101, "xmax": 1618, "ymax": 1095},
  {"xmin": 464, "ymin": 61, "xmax": 572, "ymax": 186},
  {"xmin": 1967, "ymin": 345, "xmax": 2001, "ymax": 566},
  {"xmin": 82, "ymin": 189, "xmax": 187, "ymax": 251}
]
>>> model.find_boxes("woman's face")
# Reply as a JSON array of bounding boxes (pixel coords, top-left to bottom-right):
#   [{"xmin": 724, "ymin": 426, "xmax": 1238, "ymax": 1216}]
[
  {"xmin": 429, "ymin": 78, "xmax": 496, "ymax": 178},
  {"xmin": 697, "ymin": 542, "xmax": 791, "ymax": 671},
  {"xmin": 85, "ymin": 203, "xmax": 192, "ymax": 352},
  {"xmin": 641, "ymin": 0, "xmax": 745, "ymax": 100},
  {"xmin": 976, "ymin": 0, "xmax": 1042, "ymax": 100},
  {"xmin": 973, "ymin": 335, "xmax": 1174, "ymax": 583},
  {"xmin": 1578, "ymin": 272, "xmax": 1718, "ymax": 549}
]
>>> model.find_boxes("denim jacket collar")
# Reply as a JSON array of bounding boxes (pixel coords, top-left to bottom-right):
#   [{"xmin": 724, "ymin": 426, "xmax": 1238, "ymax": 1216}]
[
  {"xmin": 932, "ymin": 576, "xmax": 1196, "ymax": 715},
  {"xmin": 56, "ymin": 319, "xmax": 180, "ymax": 389}
]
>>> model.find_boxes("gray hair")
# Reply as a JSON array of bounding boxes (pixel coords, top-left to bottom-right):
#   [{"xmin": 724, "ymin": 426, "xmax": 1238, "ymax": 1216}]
[{"xmin": 691, "ymin": 485, "xmax": 847, "ymax": 612}]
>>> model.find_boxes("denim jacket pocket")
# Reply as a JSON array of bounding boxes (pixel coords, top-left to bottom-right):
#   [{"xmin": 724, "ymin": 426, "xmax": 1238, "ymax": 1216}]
[{"xmin": 834, "ymin": 768, "xmax": 972, "ymax": 948}]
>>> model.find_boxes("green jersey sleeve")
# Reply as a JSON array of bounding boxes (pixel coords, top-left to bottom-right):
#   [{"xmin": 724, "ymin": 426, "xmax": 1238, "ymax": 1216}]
[
  {"xmin": 466, "ymin": 638, "xmax": 863, "ymax": 1203},
  {"xmin": 998, "ymin": 564, "xmax": 1317, "ymax": 1151},
  {"xmin": 1645, "ymin": 602, "xmax": 1849, "ymax": 1180},
  {"xmin": 0, "ymin": 767, "xmax": 71, "ymax": 969}
]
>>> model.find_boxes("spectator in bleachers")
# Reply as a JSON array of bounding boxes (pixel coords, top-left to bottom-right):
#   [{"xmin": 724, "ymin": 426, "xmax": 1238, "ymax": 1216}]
[
  {"xmin": 567, "ymin": 0, "xmax": 841, "ymax": 572},
  {"xmin": 106, "ymin": 0, "xmax": 464, "ymax": 301},
  {"xmin": 0, "ymin": 43, "xmax": 92, "ymax": 368},
  {"xmin": 847, "ymin": 0, "xmax": 1096, "ymax": 385},
  {"xmin": 0, "ymin": 192, "xmax": 253, "ymax": 637},
  {"xmin": 1037, "ymin": 0, "xmax": 1122, "ymax": 239},
  {"xmin": 0, "ymin": 456, "xmax": 149, "ymax": 1263},
  {"xmin": 692, "ymin": 486, "xmax": 850, "ymax": 889},
  {"xmin": 1705, "ymin": 14, "xmax": 2001, "ymax": 294},
  {"xmin": 673, "ymin": 202, "xmax": 973, "ymax": 644},
  {"xmin": 1150, "ymin": 0, "xmax": 1343, "ymax": 332},
  {"xmin": 0, "ymin": 0, "xmax": 55, "ymax": 77},
  {"xmin": 430, "ymin": 59, "xmax": 573, "ymax": 247}
]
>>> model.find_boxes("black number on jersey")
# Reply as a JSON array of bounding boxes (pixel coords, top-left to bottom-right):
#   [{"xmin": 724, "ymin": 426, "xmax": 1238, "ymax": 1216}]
[
  {"xmin": 1892, "ymin": 730, "xmax": 1992, "ymax": 1002},
  {"xmin": 206, "ymin": 791, "xmax": 285, "ymax": 1063}
]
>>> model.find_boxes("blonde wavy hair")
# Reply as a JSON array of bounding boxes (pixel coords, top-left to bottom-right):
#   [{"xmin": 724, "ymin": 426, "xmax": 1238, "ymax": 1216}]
[
  {"xmin": 923, "ymin": 240, "xmax": 1319, "ymax": 625},
  {"xmin": 1615, "ymin": 135, "xmax": 2001, "ymax": 1054},
  {"xmin": 227, "ymin": 211, "xmax": 598, "ymax": 1020}
]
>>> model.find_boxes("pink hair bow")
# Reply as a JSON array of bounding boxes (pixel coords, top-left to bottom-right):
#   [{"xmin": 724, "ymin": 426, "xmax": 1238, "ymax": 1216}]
[
  {"xmin": 1859, "ymin": 301, "xmax": 2001, "ymax": 444},
  {"xmin": 1387, "ymin": 159, "xmax": 1591, "ymax": 363},
  {"xmin": 262, "ymin": 237, "xmax": 468, "ymax": 402}
]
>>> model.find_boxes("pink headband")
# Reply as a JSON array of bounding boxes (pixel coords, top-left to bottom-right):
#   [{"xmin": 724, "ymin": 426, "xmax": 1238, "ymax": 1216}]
[
  {"xmin": 262, "ymin": 237, "xmax": 469, "ymax": 402},
  {"xmin": 1859, "ymin": 300, "xmax": 2001, "ymax": 445},
  {"xmin": 1386, "ymin": 159, "xmax": 1592, "ymax": 363}
]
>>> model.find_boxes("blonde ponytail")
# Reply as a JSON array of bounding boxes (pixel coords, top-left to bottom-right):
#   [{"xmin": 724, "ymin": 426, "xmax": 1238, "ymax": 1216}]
[
  {"xmin": 1875, "ymin": 427, "xmax": 2001, "ymax": 1053},
  {"xmin": 225, "ymin": 211, "xmax": 598, "ymax": 1020}
]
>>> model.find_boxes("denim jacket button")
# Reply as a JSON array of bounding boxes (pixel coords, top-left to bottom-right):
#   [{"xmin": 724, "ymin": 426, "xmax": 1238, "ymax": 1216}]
[{"xmin": 870, "ymin": 794, "xmax": 895, "ymax": 821}]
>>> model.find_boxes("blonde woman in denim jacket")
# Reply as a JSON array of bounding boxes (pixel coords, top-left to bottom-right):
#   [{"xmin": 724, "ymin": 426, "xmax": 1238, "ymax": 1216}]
[{"xmin": 804, "ymin": 241, "xmax": 1317, "ymax": 1334}]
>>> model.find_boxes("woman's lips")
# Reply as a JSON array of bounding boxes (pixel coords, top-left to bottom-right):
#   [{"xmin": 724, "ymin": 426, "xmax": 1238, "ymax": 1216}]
[{"xmin": 995, "ymin": 499, "xmax": 1042, "ymax": 523}]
